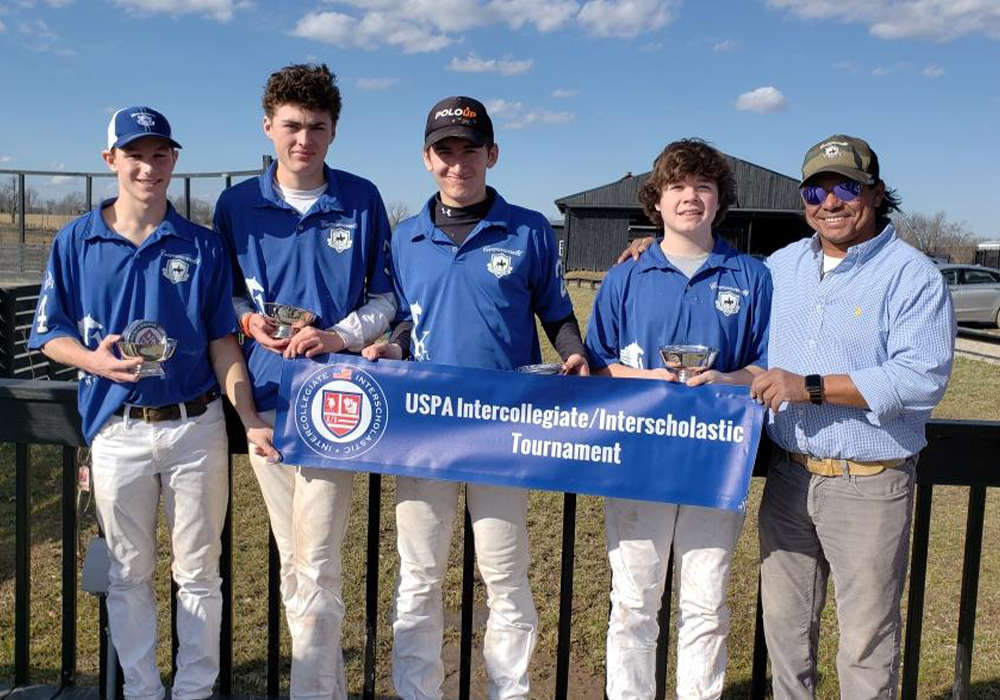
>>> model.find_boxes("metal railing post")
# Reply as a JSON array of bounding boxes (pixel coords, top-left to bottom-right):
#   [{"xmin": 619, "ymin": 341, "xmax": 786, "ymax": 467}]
[{"xmin": 15, "ymin": 442, "xmax": 31, "ymax": 685}]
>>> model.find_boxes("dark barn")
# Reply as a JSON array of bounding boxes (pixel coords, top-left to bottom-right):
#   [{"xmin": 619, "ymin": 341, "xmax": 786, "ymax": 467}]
[{"xmin": 554, "ymin": 154, "xmax": 812, "ymax": 271}]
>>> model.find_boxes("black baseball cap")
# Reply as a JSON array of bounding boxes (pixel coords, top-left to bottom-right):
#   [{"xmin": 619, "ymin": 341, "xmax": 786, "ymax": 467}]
[{"xmin": 424, "ymin": 96, "xmax": 494, "ymax": 148}]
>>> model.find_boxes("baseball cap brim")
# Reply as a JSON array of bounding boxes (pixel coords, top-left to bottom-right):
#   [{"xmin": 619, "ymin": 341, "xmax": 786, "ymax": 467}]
[
  {"xmin": 112, "ymin": 132, "xmax": 183, "ymax": 150},
  {"xmin": 800, "ymin": 164, "xmax": 873, "ymax": 187},
  {"xmin": 424, "ymin": 125, "xmax": 488, "ymax": 149}
]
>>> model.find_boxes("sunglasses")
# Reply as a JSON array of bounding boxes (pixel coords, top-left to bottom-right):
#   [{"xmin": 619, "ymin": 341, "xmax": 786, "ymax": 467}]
[{"xmin": 799, "ymin": 179, "xmax": 863, "ymax": 206}]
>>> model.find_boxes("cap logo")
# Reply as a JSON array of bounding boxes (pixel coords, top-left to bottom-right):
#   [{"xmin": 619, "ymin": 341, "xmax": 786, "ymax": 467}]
[
  {"xmin": 435, "ymin": 107, "xmax": 478, "ymax": 120},
  {"xmin": 131, "ymin": 112, "xmax": 156, "ymax": 128},
  {"xmin": 821, "ymin": 141, "xmax": 848, "ymax": 158}
]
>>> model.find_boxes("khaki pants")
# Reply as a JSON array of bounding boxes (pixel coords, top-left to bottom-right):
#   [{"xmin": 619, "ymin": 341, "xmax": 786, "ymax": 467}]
[{"xmin": 759, "ymin": 450, "xmax": 916, "ymax": 700}]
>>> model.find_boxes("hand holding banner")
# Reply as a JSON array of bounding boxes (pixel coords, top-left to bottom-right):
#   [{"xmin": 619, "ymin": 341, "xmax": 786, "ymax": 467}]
[{"xmin": 275, "ymin": 356, "xmax": 764, "ymax": 511}]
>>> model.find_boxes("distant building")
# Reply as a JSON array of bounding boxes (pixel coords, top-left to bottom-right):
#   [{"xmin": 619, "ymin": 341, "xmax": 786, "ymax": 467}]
[
  {"xmin": 976, "ymin": 241, "xmax": 1000, "ymax": 269},
  {"xmin": 553, "ymin": 155, "xmax": 811, "ymax": 271}
]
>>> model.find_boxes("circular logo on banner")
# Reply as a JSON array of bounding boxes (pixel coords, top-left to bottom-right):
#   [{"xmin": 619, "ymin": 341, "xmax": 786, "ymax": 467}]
[{"xmin": 293, "ymin": 364, "xmax": 388, "ymax": 460}]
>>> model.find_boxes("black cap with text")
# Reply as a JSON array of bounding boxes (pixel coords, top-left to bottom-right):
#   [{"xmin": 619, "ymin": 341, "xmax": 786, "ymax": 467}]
[{"xmin": 424, "ymin": 96, "xmax": 494, "ymax": 148}]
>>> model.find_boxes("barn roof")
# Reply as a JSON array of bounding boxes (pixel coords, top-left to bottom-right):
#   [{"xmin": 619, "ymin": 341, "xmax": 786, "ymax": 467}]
[{"xmin": 554, "ymin": 154, "xmax": 802, "ymax": 213}]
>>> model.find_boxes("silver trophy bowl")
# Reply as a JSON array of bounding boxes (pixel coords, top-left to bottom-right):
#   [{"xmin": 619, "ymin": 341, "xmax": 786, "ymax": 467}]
[
  {"xmin": 659, "ymin": 344, "xmax": 719, "ymax": 382},
  {"xmin": 117, "ymin": 321, "xmax": 177, "ymax": 378},
  {"xmin": 262, "ymin": 303, "xmax": 318, "ymax": 339}
]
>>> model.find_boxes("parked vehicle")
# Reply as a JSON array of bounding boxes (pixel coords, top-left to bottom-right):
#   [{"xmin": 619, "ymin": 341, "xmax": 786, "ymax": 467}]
[{"xmin": 937, "ymin": 264, "xmax": 1000, "ymax": 327}]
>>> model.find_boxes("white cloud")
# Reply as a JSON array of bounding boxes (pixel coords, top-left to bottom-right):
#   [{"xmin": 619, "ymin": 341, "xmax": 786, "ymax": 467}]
[
  {"xmin": 552, "ymin": 88, "xmax": 577, "ymax": 98},
  {"xmin": 735, "ymin": 86, "xmax": 788, "ymax": 113},
  {"xmin": 296, "ymin": 0, "xmax": 579, "ymax": 52},
  {"xmin": 0, "ymin": 19, "xmax": 5, "ymax": 31},
  {"xmin": 110, "ymin": 0, "xmax": 238, "ymax": 21},
  {"xmin": 871, "ymin": 61, "xmax": 908, "ymax": 77},
  {"xmin": 0, "ymin": 155, "xmax": 13, "ymax": 162},
  {"xmin": 577, "ymin": 0, "xmax": 676, "ymax": 38},
  {"xmin": 292, "ymin": 10, "xmax": 453, "ymax": 53},
  {"xmin": 923, "ymin": 64, "xmax": 946, "ymax": 78},
  {"xmin": 447, "ymin": 52, "xmax": 533, "ymax": 75},
  {"xmin": 486, "ymin": 98, "xmax": 574, "ymax": 129},
  {"xmin": 50, "ymin": 175, "xmax": 74, "ymax": 184},
  {"xmin": 638, "ymin": 40, "xmax": 662, "ymax": 52},
  {"xmin": 712, "ymin": 38, "xmax": 736, "ymax": 52},
  {"xmin": 18, "ymin": 18, "xmax": 75, "ymax": 54},
  {"xmin": 767, "ymin": 0, "xmax": 1000, "ymax": 41},
  {"xmin": 356, "ymin": 76, "xmax": 399, "ymax": 91}
]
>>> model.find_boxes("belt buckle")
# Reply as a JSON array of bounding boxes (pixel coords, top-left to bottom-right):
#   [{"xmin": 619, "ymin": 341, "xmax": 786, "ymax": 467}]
[{"xmin": 141, "ymin": 406, "xmax": 154, "ymax": 422}]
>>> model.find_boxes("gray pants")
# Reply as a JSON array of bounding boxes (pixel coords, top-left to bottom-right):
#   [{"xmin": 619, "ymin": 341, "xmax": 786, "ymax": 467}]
[{"xmin": 758, "ymin": 450, "xmax": 916, "ymax": 700}]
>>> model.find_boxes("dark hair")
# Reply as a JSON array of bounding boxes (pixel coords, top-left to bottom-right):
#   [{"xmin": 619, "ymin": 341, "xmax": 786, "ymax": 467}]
[
  {"xmin": 876, "ymin": 182, "xmax": 901, "ymax": 220},
  {"xmin": 262, "ymin": 63, "xmax": 341, "ymax": 126},
  {"xmin": 638, "ymin": 138, "xmax": 737, "ymax": 229}
]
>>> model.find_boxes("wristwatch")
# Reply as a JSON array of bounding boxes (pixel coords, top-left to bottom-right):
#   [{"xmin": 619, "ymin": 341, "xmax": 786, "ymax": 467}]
[{"xmin": 805, "ymin": 374, "xmax": 824, "ymax": 405}]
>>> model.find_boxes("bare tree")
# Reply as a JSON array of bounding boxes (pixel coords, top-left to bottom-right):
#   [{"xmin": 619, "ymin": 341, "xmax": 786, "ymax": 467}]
[
  {"xmin": 893, "ymin": 211, "xmax": 982, "ymax": 264},
  {"xmin": 0, "ymin": 176, "xmax": 17, "ymax": 223},
  {"xmin": 387, "ymin": 200, "xmax": 411, "ymax": 230}
]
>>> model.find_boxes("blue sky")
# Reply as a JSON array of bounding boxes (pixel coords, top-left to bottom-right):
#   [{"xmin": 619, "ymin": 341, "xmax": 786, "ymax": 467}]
[{"xmin": 2, "ymin": 0, "xmax": 999, "ymax": 238}]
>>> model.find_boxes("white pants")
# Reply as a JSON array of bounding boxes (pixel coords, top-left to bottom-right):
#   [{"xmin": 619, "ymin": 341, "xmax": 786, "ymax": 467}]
[
  {"xmin": 248, "ymin": 410, "xmax": 353, "ymax": 700},
  {"xmin": 91, "ymin": 399, "xmax": 228, "ymax": 700},
  {"xmin": 605, "ymin": 498, "xmax": 744, "ymax": 700},
  {"xmin": 392, "ymin": 478, "xmax": 538, "ymax": 700}
]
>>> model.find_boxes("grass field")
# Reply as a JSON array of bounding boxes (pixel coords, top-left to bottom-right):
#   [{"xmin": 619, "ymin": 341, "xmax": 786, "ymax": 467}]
[{"xmin": 2, "ymin": 285, "xmax": 998, "ymax": 698}]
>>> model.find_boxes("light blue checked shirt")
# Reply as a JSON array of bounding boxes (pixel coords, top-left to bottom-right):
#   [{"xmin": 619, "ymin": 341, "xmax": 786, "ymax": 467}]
[{"xmin": 765, "ymin": 222, "xmax": 956, "ymax": 461}]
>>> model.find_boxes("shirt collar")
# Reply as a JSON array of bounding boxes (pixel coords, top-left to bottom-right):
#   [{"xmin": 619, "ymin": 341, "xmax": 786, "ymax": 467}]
[
  {"xmin": 809, "ymin": 220, "xmax": 896, "ymax": 272},
  {"xmin": 636, "ymin": 235, "xmax": 743, "ymax": 274},
  {"xmin": 411, "ymin": 187, "xmax": 511, "ymax": 242},
  {"xmin": 83, "ymin": 198, "xmax": 192, "ymax": 242},
  {"xmin": 256, "ymin": 162, "xmax": 345, "ymax": 214}
]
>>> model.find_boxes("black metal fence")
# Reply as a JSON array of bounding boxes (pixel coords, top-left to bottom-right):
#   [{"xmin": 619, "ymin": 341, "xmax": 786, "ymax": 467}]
[
  {"xmin": 2, "ymin": 379, "xmax": 998, "ymax": 698},
  {"xmin": 0, "ymin": 166, "xmax": 263, "ymax": 278}
]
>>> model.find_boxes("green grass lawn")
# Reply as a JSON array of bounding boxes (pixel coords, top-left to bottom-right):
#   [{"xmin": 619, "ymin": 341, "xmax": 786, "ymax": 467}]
[{"xmin": 2, "ymin": 285, "xmax": 998, "ymax": 698}]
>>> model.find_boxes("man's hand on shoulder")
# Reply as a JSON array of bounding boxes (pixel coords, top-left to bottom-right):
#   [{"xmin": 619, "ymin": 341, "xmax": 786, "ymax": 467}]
[
  {"xmin": 243, "ymin": 312, "xmax": 290, "ymax": 353},
  {"xmin": 615, "ymin": 236, "xmax": 656, "ymax": 265},
  {"xmin": 750, "ymin": 368, "xmax": 809, "ymax": 411}
]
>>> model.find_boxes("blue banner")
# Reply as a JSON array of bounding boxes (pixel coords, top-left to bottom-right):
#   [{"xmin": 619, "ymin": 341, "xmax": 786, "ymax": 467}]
[{"xmin": 275, "ymin": 356, "xmax": 765, "ymax": 511}]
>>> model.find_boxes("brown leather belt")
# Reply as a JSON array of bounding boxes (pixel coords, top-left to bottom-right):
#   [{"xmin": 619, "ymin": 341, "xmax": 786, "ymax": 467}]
[
  {"xmin": 114, "ymin": 389, "xmax": 220, "ymax": 423},
  {"xmin": 789, "ymin": 451, "xmax": 905, "ymax": 477}
]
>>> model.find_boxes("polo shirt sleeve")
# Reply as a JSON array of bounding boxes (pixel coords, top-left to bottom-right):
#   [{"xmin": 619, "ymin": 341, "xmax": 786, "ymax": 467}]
[
  {"xmin": 584, "ymin": 271, "xmax": 623, "ymax": 372},
  {"xmin": 746, "ymin": 266, "xmax": 773, "ymax": 369},
  {"xmin": 27, "ymin": 231, "xmax": 81, "ymax": 350},
  {"xmin": 202, "ymin": 237, "xmax": 238, "ymax": 340},
  {"xmin": 365, "ymin": 192, "xmax": 394, "ymax": 297},
  {"xmin": 389, "ymin": 232, "xmax": 412, "ymax": 324},
  {"xmin": 529, "ymin": 219, "xmax": 573, "ymax": 323},
  {"xmin": 848, "ymin": 262, "xmax": 956, "ymax": 423},
  {"xmin": 212, "ymin": 192, "xmax": 249, "ymax": 299}
]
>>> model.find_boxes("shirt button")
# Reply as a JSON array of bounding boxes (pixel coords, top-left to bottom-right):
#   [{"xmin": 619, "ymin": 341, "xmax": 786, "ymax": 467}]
[{"xmin": 297, "ymin": 225, "xmax": 304, "ymax": 231}]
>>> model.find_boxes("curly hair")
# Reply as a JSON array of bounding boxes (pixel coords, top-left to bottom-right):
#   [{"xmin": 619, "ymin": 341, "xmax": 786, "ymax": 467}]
[
  {"xmin": 262, "ymin": 63, "xmax": 342, "ymax": 126},
  {"xmin": 638, "ymin": 138, "xmax": 737, "ymax": 229}
]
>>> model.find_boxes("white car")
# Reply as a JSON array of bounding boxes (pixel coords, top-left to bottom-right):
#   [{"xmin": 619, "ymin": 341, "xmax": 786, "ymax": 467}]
[{"xmin": 938, "ymin": 264, "xmax": 1000, "ymax": 327}]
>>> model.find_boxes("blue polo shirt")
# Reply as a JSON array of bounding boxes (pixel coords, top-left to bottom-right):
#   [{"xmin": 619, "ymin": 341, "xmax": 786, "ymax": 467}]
[
  {"xmin": 392, "ymin": 191, "xmax": 573, "ymax": 370},
  {"xmin": 27, "ymin": 200, "xmax": 237, "ymax": 443},
  {"xmin": 213, "ymin": 163, "xmax": 393, "ymax": 410},
  {"xmin": 586, "ymin": 237, "xmax": 771, "ymax": 374}
]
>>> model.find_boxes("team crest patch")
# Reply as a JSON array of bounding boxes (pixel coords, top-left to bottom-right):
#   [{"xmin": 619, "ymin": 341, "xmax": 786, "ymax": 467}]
[
  {"xmin": 162, "ymin": 256, "xmax": 191, "ymax": 283},
  {"xmin": 715, "ymin": 290, "xmax": 741, "ymax": 316},
  {"xmin": 327, "ymin": 226, "xmax": 353, "ymax": 253},
  {"xmin": 487, "ymin": 252, "xmax": 513, "ymax": 278},
  {"xmin": 295, "ymin": 364, "xmax": 388, "ymax": 460}
]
